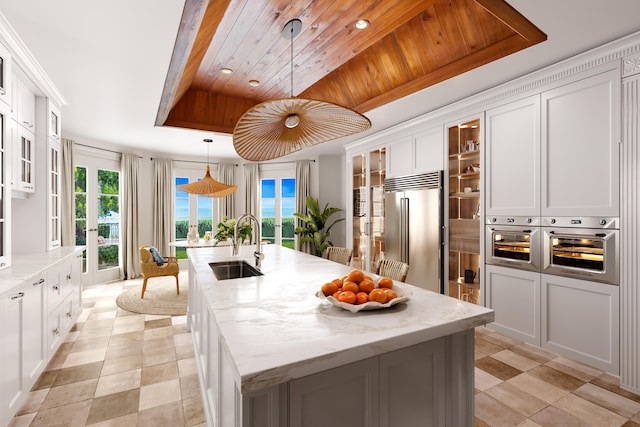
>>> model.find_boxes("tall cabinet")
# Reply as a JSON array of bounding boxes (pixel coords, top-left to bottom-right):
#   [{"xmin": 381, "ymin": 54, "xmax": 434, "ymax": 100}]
[
  {"xmin": 351, "ymin": 146, "xmax": 386, "ymax": 272},
  {"xmin": 447, "ymin": 117, "xmax": 482, "ymax": 304}
]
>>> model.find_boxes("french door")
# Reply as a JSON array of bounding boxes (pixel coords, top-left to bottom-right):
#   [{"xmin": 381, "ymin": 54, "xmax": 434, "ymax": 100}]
[
  {"xmin": 260, "ymin": 172, "xmax": 296, "ymax": 249},
  {"xmin": 75, "ymin": 152, "xmax": 121, "ymax": 286}
]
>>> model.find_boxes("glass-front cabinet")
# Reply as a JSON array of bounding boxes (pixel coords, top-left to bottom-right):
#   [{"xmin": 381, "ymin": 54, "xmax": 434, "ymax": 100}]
[
  {"xmin": 0, "ymin": 104, "xmax": 9, "ymax": 270},
  {"xmin": 351, "ymin": 147, "xmax": 386, "ymax": 272},
  {"xmin": 447, "ymin": 117, "xmax": 482, "ymax": 304}
]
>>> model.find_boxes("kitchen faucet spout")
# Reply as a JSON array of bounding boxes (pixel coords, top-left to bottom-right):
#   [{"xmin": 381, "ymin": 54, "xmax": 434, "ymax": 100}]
[{"xmin": 234, "ymin": 213, "xmax": 264, "ymax": 268}]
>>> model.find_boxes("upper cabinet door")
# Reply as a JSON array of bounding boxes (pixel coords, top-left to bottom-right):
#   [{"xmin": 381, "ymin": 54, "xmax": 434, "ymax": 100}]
[
  {"xmin": 0, "ymin": 42, "xmax": 11, "ymax": 108},
  {"xmin": 485, "ymin": 95, "xmax": 541, "ymax": 217},
  {"xmin": 47, "ymin": 100, "xmax": 61, "ymax": 141},
  {"xmin": 541, "ymin": 68, "xmax": 620, "ymax": 217}
]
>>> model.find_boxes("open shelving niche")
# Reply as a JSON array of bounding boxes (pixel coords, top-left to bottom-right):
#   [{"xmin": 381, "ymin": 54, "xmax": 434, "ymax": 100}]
[{"xmin": 447, "ymin": 119, "xmax": 481, "ymax": 305}]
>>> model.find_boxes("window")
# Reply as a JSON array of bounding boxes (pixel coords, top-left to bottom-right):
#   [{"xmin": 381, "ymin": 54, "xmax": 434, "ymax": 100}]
[{"xmin": 174, "ymin": 170, "xmax": 217, "ymax": 259}]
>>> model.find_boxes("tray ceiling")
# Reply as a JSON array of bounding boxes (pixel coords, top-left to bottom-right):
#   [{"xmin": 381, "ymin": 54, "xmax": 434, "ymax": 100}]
[{"xmin": 156, "ymin": 0, "xmax": 546, "ymax": 135}]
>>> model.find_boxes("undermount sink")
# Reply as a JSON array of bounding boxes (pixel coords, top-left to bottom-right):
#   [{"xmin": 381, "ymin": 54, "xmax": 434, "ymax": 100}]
[{"xmin": 209, "ymin": 260, "xmax": 263, "ymax": 280}]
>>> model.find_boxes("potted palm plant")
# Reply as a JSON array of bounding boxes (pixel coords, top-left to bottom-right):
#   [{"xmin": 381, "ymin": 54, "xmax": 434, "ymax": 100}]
[{"xmin": 294, "ymin": 196, "xmax": 344, "ymax": 257}]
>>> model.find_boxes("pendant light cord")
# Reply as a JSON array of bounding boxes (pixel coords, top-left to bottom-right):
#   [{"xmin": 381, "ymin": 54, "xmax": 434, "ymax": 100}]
[{"xmin": 290, "ymin": 24, "xmax": 294, "ymax": 97}]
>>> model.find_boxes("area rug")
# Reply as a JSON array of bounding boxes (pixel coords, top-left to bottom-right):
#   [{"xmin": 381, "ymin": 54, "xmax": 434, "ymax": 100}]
[{"xmin": 116, "ymin": 275, "xmax": 188, "ymax": 316}]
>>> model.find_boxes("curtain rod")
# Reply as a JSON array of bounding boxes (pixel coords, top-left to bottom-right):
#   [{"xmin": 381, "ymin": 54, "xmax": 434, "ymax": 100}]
[
  {"xmin": 244, "ymin": 159, "xmax": 316, "ymax": 166},
  {"xmin": 154, "ymin": 158, "xmax": 238, "ymax": 166},
  {"xmin": 75, "ymin": 143, "xmax": 142, "ymax": 158}
]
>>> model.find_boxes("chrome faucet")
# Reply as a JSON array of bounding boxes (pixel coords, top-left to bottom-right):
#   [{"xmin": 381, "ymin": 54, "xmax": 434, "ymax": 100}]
[{"xmin": 234, "ymin": 213, "xmax": 264, "ymax": 268}]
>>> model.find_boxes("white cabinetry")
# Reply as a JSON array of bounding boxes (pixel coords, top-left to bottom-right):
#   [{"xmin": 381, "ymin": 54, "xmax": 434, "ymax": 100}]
[
  {"xmin": 541, "ymin": 68, "xmax": 620, "ymax": 217},
  {"xmin": 290, "ymin": 357, "xmax": 379, "ymax": 426},
  {"xmin": 541, "ymin": 274, "xmax": 619, "ymax": 373},
  {"xmin": 11, "ymin": 98, "xmax": 62, "ymax": 253},
  {"xmin": 485, "ymin": 265, "xmax": 540, "ymax": 345},
  {"xmin": 0, "ymin": 42, "xmax": 12, "ymax": 107},
  {"xmin": 485, "ymin": 95, "xmax": 540, "ymax": 216},
  {"xmin": 387, "ymin": 127, "xmax": 444, "ymax": 178},
  {"xmin": 12, "ymin": 76, "xmax": 35, "ymax": 132},
  {"xmin": 12, "ymin": 125, "xmax": 35, "ymax": 193},
  {"xmin": 0, "ymin": 248, "xmax": 83, "ymax": 426},
  {"xmin": 0, "ymin": 102, "xmax": 10, "ymax": 271},
  {"xmin": 46, "ymin": 100, "xmax": 61, "ymax": 142},
  {"xmin": 1, "ymin": 275, "xmax": 45, "ymax": 426}
]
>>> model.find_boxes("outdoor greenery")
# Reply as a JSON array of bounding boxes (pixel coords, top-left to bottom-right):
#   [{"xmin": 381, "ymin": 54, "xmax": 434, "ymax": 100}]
[
  {"xmin": 294, "ymin": 196, "xmax": 344, "ymax": 257},
  {"xmin": 261, "ymin": 217, "xmax": 295, "ymax": 249},
  {"xmin": 74, "ymin": 166, "xmax": 120, "ymax": 266}
]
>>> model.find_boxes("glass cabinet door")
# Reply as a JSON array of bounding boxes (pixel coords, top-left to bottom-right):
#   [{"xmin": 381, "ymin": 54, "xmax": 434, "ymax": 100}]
[
  {"xmin": 368, "ymin": 147, "xmax": 385, "ymax": 272},
  {"xmin": 351, "ymin": 147, "xmax": 386, "ymax": 272},
  {"xmin": 352, "ymin": 153, "xmax": 367, "ymax": 269},
  {"xmin": 447, "ymin": 118, "xmax": 481, "ymax": 304}
]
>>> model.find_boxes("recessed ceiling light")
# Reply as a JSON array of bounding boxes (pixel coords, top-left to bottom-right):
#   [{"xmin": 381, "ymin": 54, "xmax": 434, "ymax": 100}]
[
  {"xmin": 355, "ymin": 19, "xmax": 369, "ymax": 30},
  {"xmin": 249, "ymin": 79, "xmax": 260, "ymax": 87},
  {"xmin": 220, "ymin": 67, "xmax": 233, "ymax": 75}
]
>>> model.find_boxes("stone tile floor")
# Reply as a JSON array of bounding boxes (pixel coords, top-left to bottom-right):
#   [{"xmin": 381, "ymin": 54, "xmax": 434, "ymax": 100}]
[
  {"xmin": 8, "ymin": 275, "xmax": 640, "ymax": 426},
  {"xmin": 474, "ymin": 327, "xmax": 640, "ymax": 426}
]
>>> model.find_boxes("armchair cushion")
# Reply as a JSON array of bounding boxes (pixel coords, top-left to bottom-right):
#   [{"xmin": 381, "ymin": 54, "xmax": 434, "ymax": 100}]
[{"xmin": 149, "ymin": 246, "xmax": 165, "ymax": 265}]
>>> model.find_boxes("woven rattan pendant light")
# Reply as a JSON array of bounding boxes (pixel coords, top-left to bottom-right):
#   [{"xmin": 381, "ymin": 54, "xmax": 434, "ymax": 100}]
[
  {"xmin": 176, "ymin": 139, "xmax": 238, "ymax": 197},
  {"xmin": 232, "ymin": 19, "xmax": 371, "ymax": 161}
]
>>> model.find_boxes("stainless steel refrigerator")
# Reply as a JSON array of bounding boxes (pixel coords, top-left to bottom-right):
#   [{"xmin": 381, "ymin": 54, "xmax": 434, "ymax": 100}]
[{"xmin": 383, "ymin": 171, "xmax": 443, "ymax": 293}]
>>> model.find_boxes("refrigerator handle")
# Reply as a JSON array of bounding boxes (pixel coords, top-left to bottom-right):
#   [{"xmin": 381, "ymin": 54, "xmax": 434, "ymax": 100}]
[{"xmin": 401, "ymin": 197, "xmax": 409, "ymax": 263}]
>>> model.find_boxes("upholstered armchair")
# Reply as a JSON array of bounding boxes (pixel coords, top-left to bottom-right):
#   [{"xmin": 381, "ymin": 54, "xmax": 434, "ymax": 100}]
[{"xmin": 139, "ymin": 246, "xmax": 180, "ymax": 299}]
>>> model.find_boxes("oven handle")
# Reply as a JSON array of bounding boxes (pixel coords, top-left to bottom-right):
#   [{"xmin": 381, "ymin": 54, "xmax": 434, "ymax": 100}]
[
  {"xmin": 488, "ymin": 227, "xmax": 533, "ymax": 234},
  {"xmin": 548, "ymin": 230, "xmax": 611, "ymax": 239}
]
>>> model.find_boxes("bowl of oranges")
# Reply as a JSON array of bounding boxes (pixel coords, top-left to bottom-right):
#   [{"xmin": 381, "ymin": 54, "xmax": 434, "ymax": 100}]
[{"xmin": 316, "ymin": 269, "xmax": 411, "ymax": 313}]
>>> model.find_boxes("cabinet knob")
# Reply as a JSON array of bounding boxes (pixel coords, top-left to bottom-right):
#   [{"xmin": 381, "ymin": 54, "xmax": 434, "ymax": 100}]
[
  {"xmin": 52, "ymin": 285, "xmax": 59, "ymax": 291},
  {"xmin": 66, "ymin": 274, "xmax": 72, "ymax": 280},
  {"xmin": 33, "ymin": 278, "xmax": 45, "ymax": 286},
  {"xmin": 52, "ymin": 327, "xmax": 60, "ymax": 335},
  {"xmin": 66, "ymin": 311, "xmax": 72, "ymax": 318}
]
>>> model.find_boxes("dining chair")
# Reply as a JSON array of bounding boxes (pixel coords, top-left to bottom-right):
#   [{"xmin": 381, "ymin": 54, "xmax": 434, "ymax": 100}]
[
  {"xmin": 325, "ymin": 246, "xmax": 353, "ymax": 266},
  {"xmin": 375, "ymin": 258, "xmax": 410, "ymax": 282},
  {"xmin": 139, "ymin": 246, "xmax": 180, "ymax": 298}
]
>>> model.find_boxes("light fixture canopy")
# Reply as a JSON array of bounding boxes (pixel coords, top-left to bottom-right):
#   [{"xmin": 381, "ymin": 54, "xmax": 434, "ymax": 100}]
[
  {"xmin": 232, "ymin": 18, "xmax": 371, "ymax": 161},
  {"xmin": 176, "ymin": 139, "xmax": 238, "ymax": 197}
]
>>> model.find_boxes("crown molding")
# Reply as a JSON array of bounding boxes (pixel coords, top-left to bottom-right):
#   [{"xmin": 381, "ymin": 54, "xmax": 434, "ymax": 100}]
[{"xmin": 0, "ymin": 11, "xmax": 67, "ymax": 107}]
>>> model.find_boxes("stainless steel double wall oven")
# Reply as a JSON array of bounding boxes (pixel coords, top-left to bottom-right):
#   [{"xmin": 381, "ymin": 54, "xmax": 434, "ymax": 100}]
[{"xmin": 486, "ymin": 216, "xmax": 619, "ymax": 285}]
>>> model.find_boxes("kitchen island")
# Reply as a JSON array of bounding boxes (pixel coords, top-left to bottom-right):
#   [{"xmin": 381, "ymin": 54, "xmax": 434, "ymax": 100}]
[{"xmin": 187, "ymin": 245, "xmax": 493, "ymax": 427}]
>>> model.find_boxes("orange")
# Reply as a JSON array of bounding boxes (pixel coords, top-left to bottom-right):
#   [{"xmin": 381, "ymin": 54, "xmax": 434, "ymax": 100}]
[
  {"xmin": 346, "ymin": 269, "xmax": 365, "ymax": 283},
  {"xmin": 378, "ymin": 277, "xmax": 394, "ymax": 289},
  {"xmin": 337, "ymin": 290, "xmax": 357, "ymax": 304},
  {"xmin": 332, "ymin": 290, "xmax": 342, "ymax": 299},
  {"xmin": 383, "ymin": 288, "xmax": 398, "ymax": 301},
  {"xmin": 332, "ymin": 278, "xmax": 343, "ymax": 286},
  {"xmin": 363, "ymin": 274, "xmax": 374, "ymax": 282},
  {"xmin": 368, "ymin": 288, "xmax": 388, "ymax": 303},
  {"xmin": 342, "ymin": 281, "xmax": 360, "ymax": 293},
  {"xmin": 321, "ymin": 282, "xmax": 339, "ymax": 296},
  {"xmin": 355, "ymin": 291, "xmax": 369, "ymax": 305},
  {"xmin": 359, "ymin": 279, "xmax": 375, "ymax": 293}
]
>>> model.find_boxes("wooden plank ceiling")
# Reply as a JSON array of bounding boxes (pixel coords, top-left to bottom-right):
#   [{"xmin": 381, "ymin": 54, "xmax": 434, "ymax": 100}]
[{"xmin": 156, "ymin": 0, "xmax": 546, "ymax": 136}]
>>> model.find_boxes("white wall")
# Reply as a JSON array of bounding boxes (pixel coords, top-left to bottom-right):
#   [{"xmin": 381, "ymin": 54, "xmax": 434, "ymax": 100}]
[{"xmin": 318, "ymin": 154, "xmax": 346, "ymax": 247}]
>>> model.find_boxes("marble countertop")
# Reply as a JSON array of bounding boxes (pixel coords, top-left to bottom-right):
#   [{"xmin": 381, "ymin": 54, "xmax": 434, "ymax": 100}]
[
  {"xmin": 189, "ymin": 245, "xmax": 494, "ymax": 393},
  {"xmin": 0, "ymin": 246, "xmax": 85, "ymax": 295}
]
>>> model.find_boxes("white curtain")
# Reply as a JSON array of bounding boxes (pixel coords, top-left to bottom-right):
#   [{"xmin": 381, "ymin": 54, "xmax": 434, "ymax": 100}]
[
  {"xmin": 218, "ymin": 163, "xmax": 235, "ymax": 220},
  {"xmin": 296, "ymin": 160, "xmax": 312, "ymax": 253},
  {"xmin": 60, "ymin": 138, "xmax": 75, "ymax": 246},
  {"xmin": 153, "ymin": 158, "xmax": 174, "ymax": 256},
  {"xmin": 244, "ymin": 163, "xmax": 259, "ymax": 217},
  {"xmin": 121, "ymin": 153, "xmax": 140, "ymax": 279}
]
